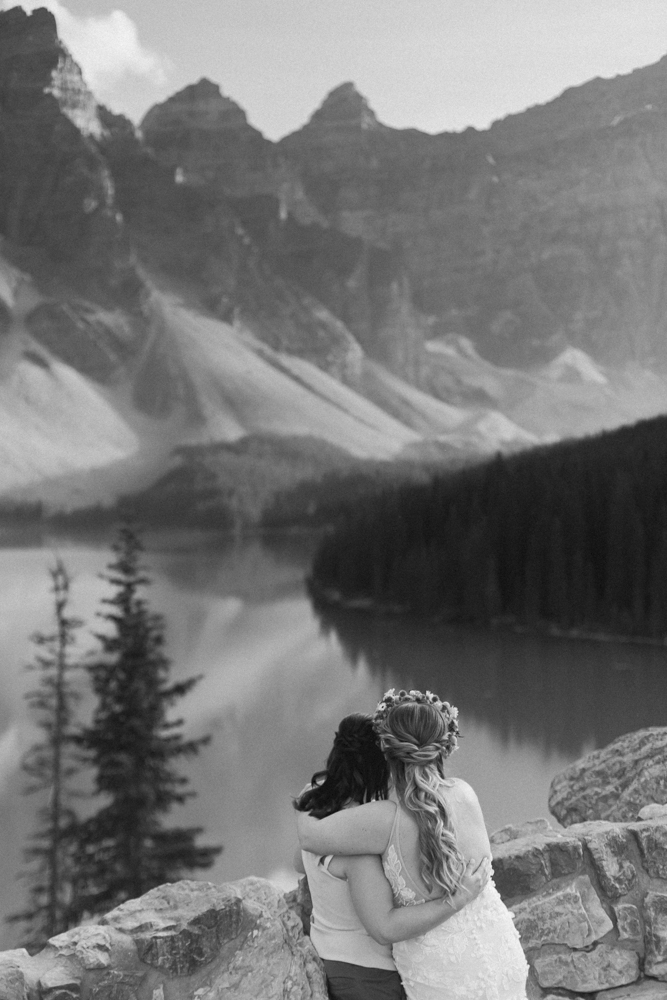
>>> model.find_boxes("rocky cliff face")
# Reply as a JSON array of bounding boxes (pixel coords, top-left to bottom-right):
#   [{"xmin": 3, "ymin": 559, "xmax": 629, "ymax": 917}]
[
  {"xmin": 140, "ymin": 78, "xmax": 281, "ymax": 198},
  {"xmin": 278, "ymin": 76, "xmax": 667, "ymax": 368},
  {"xmin": 142, "ymin": 64, "xmax": 667, "ymax": 371},
  {"xmin": 101, "ymin": 108, "xmax": 361, "ymax": 378},
  {"xmin": 0, "ymin": 7, "xmax": 132, "ymax": 298},
  {"xmin": 141, "ymin": 81, "xmax": 427, "ymax": 377}
]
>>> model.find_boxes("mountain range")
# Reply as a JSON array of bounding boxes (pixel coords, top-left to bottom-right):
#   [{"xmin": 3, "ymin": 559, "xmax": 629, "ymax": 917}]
[{"xmin": 2, "ymin": 6, "xmax": 667, "ymax": 513}]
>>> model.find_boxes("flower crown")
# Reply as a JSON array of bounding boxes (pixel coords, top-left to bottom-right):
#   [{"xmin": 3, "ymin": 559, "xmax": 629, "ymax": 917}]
[{"xmin": 372, "ymin": 688, "xmax": 460, "ymax": 758}]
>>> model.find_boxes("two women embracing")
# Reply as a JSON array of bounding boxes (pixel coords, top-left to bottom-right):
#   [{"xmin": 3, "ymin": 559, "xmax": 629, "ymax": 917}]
[{"xmin": 294, "ymin": 688, "xmax": 528, "ymax": 1000}]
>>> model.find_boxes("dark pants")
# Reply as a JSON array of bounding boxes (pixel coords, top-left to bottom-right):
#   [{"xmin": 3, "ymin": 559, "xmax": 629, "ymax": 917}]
[{"xmin": 323, "ymin": 959, "xmax": 407, "ymax": 1000}]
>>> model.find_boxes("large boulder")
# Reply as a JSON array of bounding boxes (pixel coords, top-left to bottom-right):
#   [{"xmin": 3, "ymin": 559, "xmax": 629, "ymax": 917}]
[
  {"xmin": 0, "ymin": 878, "xmax": 327, "ymax": 1000},
  {"xmin": 549, "ymin": 728, "xmax": 667, "ymax": 825}
]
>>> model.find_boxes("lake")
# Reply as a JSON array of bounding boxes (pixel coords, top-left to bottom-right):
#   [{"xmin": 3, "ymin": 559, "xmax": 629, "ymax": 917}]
[{"xmin": 1, "ymin": 529, "xmax": 666, "ymax": 947}]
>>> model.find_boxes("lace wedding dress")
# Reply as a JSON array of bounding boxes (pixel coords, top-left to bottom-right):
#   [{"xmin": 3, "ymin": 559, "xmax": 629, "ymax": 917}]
[{"xmin": 382, "ymin": 821, "xmax": 528, "ymax": 1000}]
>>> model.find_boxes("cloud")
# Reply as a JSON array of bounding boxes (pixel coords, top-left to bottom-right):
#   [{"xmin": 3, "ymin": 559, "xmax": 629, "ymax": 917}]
[{"xmin": 1, "ymin": 1, "xmax": 170, "ymax": 116}]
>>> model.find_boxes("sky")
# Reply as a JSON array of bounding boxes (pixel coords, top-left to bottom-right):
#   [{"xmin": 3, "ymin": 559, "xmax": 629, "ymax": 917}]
[{"xmin": 3, "ymin": 0, "xmax": 667, "ymax": 139}]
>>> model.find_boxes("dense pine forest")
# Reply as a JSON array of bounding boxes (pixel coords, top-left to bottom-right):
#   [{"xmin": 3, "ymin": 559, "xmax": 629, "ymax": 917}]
[{"xmin": 310, "ymin": 415, "xmax": 667, "ymax": 640}]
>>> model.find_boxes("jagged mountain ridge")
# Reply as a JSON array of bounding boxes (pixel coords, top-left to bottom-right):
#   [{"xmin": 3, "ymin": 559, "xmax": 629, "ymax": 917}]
[
  {"xmin": 1, "ymin": 7, "xmax": 667, "ymax": 510},
  {"xmin": 144, "ymin": 64, "xmax": 667, "ymax": 368}
]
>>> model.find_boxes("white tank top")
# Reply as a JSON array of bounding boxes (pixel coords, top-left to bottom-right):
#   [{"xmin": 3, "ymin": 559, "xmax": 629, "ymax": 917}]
[{"xmin": 301, "ymin": 849, "xmax": 395, "ymax": 970}]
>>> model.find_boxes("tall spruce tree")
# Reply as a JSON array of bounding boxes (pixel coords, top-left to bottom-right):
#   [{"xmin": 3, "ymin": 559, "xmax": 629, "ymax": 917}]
[
  {"xmin": 74, "ymin": 525, "xmax": 220, "ymax": 917},
  {"xmin": 9, "ymin": 561, "xmax": 84, "ymax": 949}
]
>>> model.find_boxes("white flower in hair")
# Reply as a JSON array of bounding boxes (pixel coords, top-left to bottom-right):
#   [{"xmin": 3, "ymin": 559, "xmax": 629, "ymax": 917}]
[{"xmin": 372, "ymin": 687, "xmax": 460, "ymax": 756}]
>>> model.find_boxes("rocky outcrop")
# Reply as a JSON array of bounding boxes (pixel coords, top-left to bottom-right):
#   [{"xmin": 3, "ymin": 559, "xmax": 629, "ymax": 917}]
[
  {"xmin": 0, "ymin": 878, "xmax": 327, "ymax": 1000},
  {"xmin": 549, "ymin": 728, "xmax": 667, "ymax": 826},
  {"xmin": 4, "ymin": 818, "xmax": 667, "ymax": 999},
  {"xmin": 491, "ymin": 813, "xmax": 667, "ymax": 997},
  {"xmin": 0, "ymin": 7, "xmax": 133, "ymax": 297}
]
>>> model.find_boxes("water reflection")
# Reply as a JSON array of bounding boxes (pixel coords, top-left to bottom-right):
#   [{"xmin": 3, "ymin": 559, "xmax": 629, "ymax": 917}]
[
  {"xmin": 313, "ymin": 602, "xmax": 667, "ymax": 755},
  {"xmin": 0, "ymin": 534, "xmax": 664, "ymax": 950}
]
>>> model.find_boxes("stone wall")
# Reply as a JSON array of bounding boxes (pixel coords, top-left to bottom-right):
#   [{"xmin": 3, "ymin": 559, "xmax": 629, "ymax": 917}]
[
  {"xmin": 492, "ymin": 812, "xmax": 667, "ymax": 998},
  {"xmin": 5, "ymin": 813, "xmax": 667, "ymax": 999}
]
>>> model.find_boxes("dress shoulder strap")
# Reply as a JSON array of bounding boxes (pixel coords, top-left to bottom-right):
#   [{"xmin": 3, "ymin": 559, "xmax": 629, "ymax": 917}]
[{"xmin": 386, "ymin": 799, "xmax": 402, "ymax": 850}]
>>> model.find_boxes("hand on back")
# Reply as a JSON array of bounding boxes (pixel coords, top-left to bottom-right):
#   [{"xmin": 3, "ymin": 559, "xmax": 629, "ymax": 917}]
[{"xmin": 454, "ymin": 856, "xmax": 492, "ymax": 904}]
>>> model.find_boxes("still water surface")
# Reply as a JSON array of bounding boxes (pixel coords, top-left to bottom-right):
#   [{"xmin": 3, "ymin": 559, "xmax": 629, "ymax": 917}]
[{"xmin": 1, "ymin": 530, "xmax": 666, "ymax": 946}]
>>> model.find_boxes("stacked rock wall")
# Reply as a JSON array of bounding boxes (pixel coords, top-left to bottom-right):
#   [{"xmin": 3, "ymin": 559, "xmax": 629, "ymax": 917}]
[{"xmin": 492, "ymin": 814, "xmax": 667, "ymax": 997}]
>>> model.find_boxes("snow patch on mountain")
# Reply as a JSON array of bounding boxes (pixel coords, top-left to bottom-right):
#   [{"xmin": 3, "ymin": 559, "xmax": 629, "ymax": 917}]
[
  {"xmin": 425, "ymin": 335, "xmax": 484, "ymax": 362},
  {"xmin": 467, "ymin": 410, "xmax": 540, "ymax": 449},
  {"xmin": 543, "ymin": 347, "xmax": 608, "ymax": 385}
]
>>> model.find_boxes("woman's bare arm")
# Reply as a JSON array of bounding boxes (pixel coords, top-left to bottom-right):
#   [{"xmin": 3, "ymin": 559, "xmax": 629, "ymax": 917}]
[
  {"xmin": 344, "ymin": 855, "xmax": 491, "ymax": 946},
  {"xmin": 293, "ymin": 847, "xmax": 306, "ymax": 874},
  {"xmin": 296, "ymin": 800, "xmax": 395, "ymax": 855}
]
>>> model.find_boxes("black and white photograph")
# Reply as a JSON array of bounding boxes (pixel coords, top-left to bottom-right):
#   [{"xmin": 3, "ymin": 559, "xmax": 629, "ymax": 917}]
[{"xmin": 0, "ymin": 2, "xmax": 667, "ymax": 997}]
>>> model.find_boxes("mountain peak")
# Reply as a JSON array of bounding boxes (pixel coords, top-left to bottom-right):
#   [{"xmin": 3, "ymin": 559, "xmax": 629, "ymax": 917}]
[
  {"xmin": 308, "ymin": 82, "xmax": 381, "ymax": 130},
  {"xmin": 141, "ymin": 78, "xmax": 249, "ymax": 132}
]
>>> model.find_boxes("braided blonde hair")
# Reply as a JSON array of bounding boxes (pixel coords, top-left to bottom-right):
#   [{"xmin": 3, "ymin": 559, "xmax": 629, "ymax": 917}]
[{"xmin": 374, "ymin": 695, "xmax": 466, "ymax": 895}]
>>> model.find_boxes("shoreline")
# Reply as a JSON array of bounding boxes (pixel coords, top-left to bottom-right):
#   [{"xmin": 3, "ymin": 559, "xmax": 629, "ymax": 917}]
[{"xmin": 309, "ymin": 583, "xmax": 667, "ymax": 648}]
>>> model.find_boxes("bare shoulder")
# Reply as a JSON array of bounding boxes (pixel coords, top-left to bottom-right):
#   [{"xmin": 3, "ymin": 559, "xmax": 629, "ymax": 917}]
[
  {"xmin": 448, "ymin": 777, "xmax": 479, "ymax": 799},
  {"xmin": 447, "ymin": 778, "xmax": 484, "ymax": 811}
]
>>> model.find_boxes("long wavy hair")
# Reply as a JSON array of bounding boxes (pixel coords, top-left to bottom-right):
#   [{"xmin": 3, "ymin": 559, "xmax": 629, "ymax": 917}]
[
  {"xmin": 294, "ymin": 713, "xmax": 389, "ymax": 818},
  {"xmin": 375, "ymin": 701, "xmax": 466, "ymax": 895}
]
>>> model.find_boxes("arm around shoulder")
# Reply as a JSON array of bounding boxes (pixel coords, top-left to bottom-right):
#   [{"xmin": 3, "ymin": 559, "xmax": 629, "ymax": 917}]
[{"xmin": 296, "ymin": 800, "xmax": 395, "ymax": 856}]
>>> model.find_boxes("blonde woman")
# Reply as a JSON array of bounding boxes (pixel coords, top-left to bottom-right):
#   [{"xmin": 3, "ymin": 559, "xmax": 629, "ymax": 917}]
[{"xmin": 296, "ymin": 690, "xmax": 528, "ymax": 1000}]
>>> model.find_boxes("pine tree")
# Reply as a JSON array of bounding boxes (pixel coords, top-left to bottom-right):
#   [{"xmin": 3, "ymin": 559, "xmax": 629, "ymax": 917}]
[
  {"xmin": 73, "ymin": 524, "xmax": 221, "ymax": 918},
  {"xmin": 9, "ymin": 561, "xmax": 84, "ymax": 949}
]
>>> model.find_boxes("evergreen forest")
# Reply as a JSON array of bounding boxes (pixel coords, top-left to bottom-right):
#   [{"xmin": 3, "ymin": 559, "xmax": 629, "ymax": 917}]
[{"xmin": 310, "ymin": 415, "xmax": 667, "ymax": 640}]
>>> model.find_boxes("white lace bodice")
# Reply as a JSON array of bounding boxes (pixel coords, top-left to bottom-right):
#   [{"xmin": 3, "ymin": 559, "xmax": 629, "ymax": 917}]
[
  {"xmin": 383, "ymin": 843, "xmax": 418, "ymax": 906},
  {"xmin": 381, "ymin": 807, "xmax": 528, "ymax": 1000}
]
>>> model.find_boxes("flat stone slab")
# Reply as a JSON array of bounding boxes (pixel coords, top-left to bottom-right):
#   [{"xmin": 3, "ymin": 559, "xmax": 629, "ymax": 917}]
[
  {"xmin": 643, "ymin": 892, "xmax": 667, "ymax": 978},
  {"xmin": 492, "ymin": 831, "xmax": 583, "ymax": 899},
  {"xmin": 631, "ymin": 822, "xmax": 667, "ymax": 880},
  {"xmin": 614, "ymin": 903, "xmax": 642, "ymax": 942},
  {"xmin": 595, "ymin": 981, "xmax": 667, "ymax": 998},
  {"xmin": 584, "ymin": 824, "xmax": 637, "ymax": 897},
  {"xmin": 513, "ymin": 875, "xmax": 612, "ymax": 950},
  {"xmin": 534, "ymin": 943, "xmax": 639, "ymax": 992}
]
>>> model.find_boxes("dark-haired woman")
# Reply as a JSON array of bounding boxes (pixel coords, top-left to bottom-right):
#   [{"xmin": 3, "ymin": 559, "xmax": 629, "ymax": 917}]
[
  {"xmin": 294, "ymin": 712, "xmax": 490, "ymax": 1000},
  {"xmin": 297, "ymin": 693, "xmax": 528, "ymax": 1000}
]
